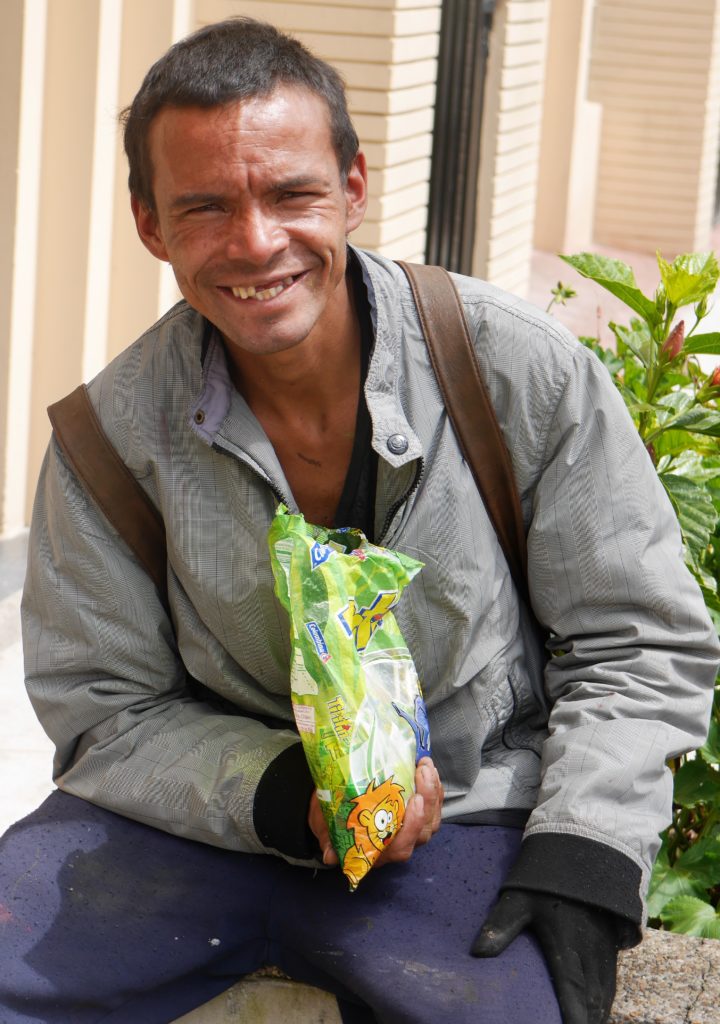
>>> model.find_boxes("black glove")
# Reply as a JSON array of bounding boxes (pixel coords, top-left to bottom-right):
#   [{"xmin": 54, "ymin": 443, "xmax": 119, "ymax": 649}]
[{"xmin": 471, "ymin": 889, "xmax": 620, "ymax": 1024}]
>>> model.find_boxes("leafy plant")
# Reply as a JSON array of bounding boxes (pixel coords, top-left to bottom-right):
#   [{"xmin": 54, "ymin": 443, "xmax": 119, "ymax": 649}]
[{"xmin": 555, "ymin": 250, "xmax": 720, "ymax": 936}]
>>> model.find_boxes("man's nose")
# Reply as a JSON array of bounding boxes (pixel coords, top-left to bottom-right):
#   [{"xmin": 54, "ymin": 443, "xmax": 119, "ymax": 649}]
[{"xmin": 223, "ymin": 206, "xmax": 288, "ymax": 265}]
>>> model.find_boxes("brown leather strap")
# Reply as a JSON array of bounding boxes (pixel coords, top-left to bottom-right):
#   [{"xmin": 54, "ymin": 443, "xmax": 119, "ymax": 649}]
[
  {"xmin": 396, "ymin": 261, "xmax": 529, "ymax": 599},
  {"xmin": 47, "ymin": 384, "xmax": 168, "ymax": 607}
]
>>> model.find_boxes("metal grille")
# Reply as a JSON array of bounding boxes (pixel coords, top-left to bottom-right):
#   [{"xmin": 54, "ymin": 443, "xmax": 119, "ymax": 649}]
[{"xmin": 425, "ymin": 0, "xmax": 496, "ymax": 273}]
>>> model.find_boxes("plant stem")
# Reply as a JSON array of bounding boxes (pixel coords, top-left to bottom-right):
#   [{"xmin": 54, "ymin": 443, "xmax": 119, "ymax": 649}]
[{"xmin": 686, "ymin": 314, "xmax": 703, "ymax": 340}]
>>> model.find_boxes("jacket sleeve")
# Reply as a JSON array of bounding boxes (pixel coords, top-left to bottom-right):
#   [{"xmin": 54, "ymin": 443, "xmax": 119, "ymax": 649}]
[
  {"xmin": 520, "ymin": 341, "xmax": 719, "ymax": 904},
  {"xmin": 22, "ymin": 437, "xmax": 316, "ymax": 861}
]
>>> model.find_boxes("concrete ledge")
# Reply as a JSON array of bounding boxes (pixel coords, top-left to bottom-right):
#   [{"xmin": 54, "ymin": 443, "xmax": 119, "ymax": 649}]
[
  {"xmin": 171, "ymin": 970, "xmax": 341, "ymax": 1024},
  {"xmin": 611, "ymin": 928, "xmax": 719, "ymax": 1024},
  {"xmin": 172, "ymin": 930, "xmax": 720, "ymax": 1024}
]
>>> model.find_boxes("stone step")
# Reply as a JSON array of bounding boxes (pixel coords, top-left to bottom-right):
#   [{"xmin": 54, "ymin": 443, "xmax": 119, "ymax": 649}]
[{"xmin": 172, "ymin": 929, "xmax": 720, "ymax": 1024}]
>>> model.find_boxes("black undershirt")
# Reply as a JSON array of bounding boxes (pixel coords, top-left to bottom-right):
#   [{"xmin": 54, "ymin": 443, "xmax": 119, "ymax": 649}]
[{"xmin": 332, "ymin": 248, "xmax": 377, "ymax": 541}]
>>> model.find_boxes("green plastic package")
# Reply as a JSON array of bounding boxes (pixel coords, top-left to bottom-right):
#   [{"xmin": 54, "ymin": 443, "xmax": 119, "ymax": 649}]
[{"xmin": 268, "ymin": 505, "xmax": 431, "ymax": 890}]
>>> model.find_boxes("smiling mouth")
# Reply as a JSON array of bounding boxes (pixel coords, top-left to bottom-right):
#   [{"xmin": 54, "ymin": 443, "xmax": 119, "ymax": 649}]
[{"xmin": 227, "ymin": 274, "xmax": 300, "ymax": 302}]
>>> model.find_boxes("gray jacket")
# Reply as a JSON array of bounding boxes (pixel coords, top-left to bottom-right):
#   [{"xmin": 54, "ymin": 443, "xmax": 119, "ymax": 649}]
[{"xmin": 23, "ymin": 247, "xmax": 719, "ymax": 923}]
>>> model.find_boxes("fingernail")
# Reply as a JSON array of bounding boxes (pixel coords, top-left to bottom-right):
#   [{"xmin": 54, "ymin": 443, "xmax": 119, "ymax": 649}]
[
  {"xmin": 421, "ymin": 765, "xmax": 433, "ymax": 784},
  {"xmin": 414, "ymin": 793, "xmax": 425, "ymax": 815}
]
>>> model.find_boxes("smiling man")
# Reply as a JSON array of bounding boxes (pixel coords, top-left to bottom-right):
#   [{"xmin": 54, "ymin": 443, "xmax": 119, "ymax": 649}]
[
  {"xmin": 133, "ymin": 88, "xmax": 369, "ymax": 527},
  {"xmin": 2, "ymin": 17, "xmax": 718, "ymax": 1024}
]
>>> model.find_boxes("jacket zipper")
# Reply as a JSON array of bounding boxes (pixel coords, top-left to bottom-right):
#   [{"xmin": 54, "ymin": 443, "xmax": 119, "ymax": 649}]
[{"xmin": 377, "ymin": 458, "xmax": 424, "ymax": 543}]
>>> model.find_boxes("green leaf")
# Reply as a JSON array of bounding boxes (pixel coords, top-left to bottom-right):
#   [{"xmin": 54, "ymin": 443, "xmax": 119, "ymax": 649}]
[
  {"xmin": 654, "ymin": 429, "xmax": 706, "ymax": 460},
  {"xmin": 670, "ymin": 451, "xmax": 720, "ymax": 484},
  {"xmin": 560, "ymin": 253, "xmax": 661, "ymax": 326},
  {"xmin": 656, "ymin": 390, "xmax": 696, "ymax": 418},
  {"xmin": 671, "ymin": 407, "xmax": 720, "ymax": 438},
  {"xmin": 610, "ymin": 319, "xmax": 654, "ymax": 367},
  {"xmin": 700, "ymin": 717, "xmax": 720, "ymax": 765},
  {"xmin": 657, "ymin": 252, "xmax": 720, "ymax": 309},
  {"xmin": 659, "ymin": 895, "xmax": 720, "ymax": 937},
  {"xmin": 660, "ymin": 475, "xmax": 718, "ymax": 565},
  {"xmin": 674, "ymin": 830, "xmax": 720, "ymax": 888},
  {"xmin": 685, "ymin": 333, "xmax": 720, "ymax": 356},
  {"xmin": 618, "ymin": 387, "xmax": 654, "ymax": 417},
  {"xmin": 665, "ymin": 371, "xmax": 696, "ymax": 389},
  {"xmin": 672, "ymin": 758, "xmax": 720, "ymax": 808},
  {"xmin": 695, "ymin": 567, "xmax": 720, "ymax": 597},
  {"xmin": 647, "ymin": 844, "xmax": 708, "ymax": 918},
  {"xmin": 647, "ymin": 868, "xmax": 704, "ymax": 919}
]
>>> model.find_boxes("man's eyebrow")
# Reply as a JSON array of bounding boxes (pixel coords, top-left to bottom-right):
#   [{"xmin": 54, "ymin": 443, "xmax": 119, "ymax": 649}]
[{"xmin": 271, "ymin": 175, "xmax": 329, "ymax": 191}]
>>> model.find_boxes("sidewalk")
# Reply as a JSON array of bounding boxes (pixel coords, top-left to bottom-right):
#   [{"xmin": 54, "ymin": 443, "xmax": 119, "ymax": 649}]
[
  {"xmin": 0, "ymin": 530, "xmax": 55, "ymax": 835},
  {"xmin": 528, "ymin": 226, "xmax": 720, "ymax": 348}
]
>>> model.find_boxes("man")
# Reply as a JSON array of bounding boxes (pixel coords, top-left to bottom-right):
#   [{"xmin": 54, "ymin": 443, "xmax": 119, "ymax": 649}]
[{"xmin": 2, "ymin": 17, "xmax": 717, "ymax": 1024}]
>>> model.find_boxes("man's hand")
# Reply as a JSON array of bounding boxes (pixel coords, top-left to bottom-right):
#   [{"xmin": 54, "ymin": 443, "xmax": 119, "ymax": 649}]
[
  {"xmin": 308, "ymin": 756, "xmax": 444, "ymax": 867},
  {"xmin": 471, "ymin": 889, "xmax": 620, "ymax": 1024}
]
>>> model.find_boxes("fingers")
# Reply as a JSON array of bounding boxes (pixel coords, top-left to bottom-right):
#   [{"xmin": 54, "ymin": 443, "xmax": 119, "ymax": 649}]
[
  {"xmin": 376, "ymin": 790, "xmax": 425, "ymax": 865},
  {"xmin": 470, "ymin": 890, "xmax": 532, "ymax": 958},
  {"xmin": 414, "ymin": 757, "xmax": 444, "ymax": 844},
  {"xmin": 534, "ymin": 901, "xmax": 619, "ymax": 1024},
  {"xmin": 534, "ymin": 927, "xmax": 588, "ymax": 1024},
  {"xmin": 309, "ymin": 761, "xmax": 444, "ymax": 872},
  {"xmin": 307, "ymin": 790, "xmax": 338, "ymax": 866},
  {"xmin": 375, "ymin": 758, "xmax": 443, "ymax": 867},
  {"xmin": 535, "ymin": 924, "xmax": 613, "ymax": 1024},
  {"xmin": 578, "ymin": 921, "xmax": 619, "ymax": 1024}
]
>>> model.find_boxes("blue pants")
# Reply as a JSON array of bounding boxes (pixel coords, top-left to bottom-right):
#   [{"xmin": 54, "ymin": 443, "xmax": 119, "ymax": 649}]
[{"xmin": 0, "ymin": 791, "xmax": 561, "ymax": 1024}]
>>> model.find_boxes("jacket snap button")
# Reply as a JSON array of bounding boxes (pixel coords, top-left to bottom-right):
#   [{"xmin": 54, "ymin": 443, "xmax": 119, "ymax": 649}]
[
  {"xmin": 194, "ymin": 410, "xmax": 206, "ymax": 425},
  {"xmin": 387, "ymin": 433, "xmax": 408, "ymax": 455}
]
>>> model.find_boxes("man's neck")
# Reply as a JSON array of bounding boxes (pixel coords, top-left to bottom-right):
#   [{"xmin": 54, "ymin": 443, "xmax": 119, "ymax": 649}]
[{"xmin": 224, "ymin": 272, "xmax": 364, "ymax": 526}]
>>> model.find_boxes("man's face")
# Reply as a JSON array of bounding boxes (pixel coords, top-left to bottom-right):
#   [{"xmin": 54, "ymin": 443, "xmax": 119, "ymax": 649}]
[{"xmin": 132, "ymin": 87, "xmax": 367, "ymax": 357}]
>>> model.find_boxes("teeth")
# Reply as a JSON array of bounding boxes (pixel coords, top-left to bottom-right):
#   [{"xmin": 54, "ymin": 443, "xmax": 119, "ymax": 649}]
[{"xmin": 231, "ymin": 276, "xmax": 295, "ymax": 301}]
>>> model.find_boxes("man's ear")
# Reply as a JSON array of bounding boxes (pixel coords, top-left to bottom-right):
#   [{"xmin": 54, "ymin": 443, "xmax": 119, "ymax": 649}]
[
  {"xmin": 131, "ymin": 195, "xmax": 170, "ymax": 262},
  {"xmin": 344, "ymin": 151, "xmax": 368, "ymax": 234}
]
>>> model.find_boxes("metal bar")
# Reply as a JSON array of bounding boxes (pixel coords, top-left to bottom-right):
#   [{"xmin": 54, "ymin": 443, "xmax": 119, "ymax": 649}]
[{"xmin": 426, "ymin": 0, "xmax": 496, "ymax": 273}]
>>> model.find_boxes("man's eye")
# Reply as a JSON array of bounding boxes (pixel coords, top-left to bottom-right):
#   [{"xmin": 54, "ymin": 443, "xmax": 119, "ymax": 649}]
[{"xmin": 188, "ymin": 203, "xmax": 221, "ymax": 214}]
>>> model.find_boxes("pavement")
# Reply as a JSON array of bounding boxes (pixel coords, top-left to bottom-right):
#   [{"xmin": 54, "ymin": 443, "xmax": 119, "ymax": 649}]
[
  {"xmin": 528, "ymin": 227, "xmax": 720, "ymax": 352},
  {"xmin": 0, "ymin": 528, "xmax": 55, "ymax": 836}
]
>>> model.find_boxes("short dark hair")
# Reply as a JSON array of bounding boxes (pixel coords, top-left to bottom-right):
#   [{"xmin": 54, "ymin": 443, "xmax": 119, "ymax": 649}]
[{"xmin": 121, "ymin": 17, "xmax": 359, "ymax": 209}]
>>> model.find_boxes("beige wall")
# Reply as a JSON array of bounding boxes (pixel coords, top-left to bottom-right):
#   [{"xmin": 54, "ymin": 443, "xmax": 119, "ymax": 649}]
[
  {"xmin": 590, "ymin": 0, "xmax": 720, "ymax": 253},
  {"xmin": 472, "ymin": 0, "xmax": 550, "ymax": 295},
  {"xmin": 1, "ymin": 0, "xmax": 47, "ymax": 537},
  {"xmin": 533, "ymin": 0, "xmax": 600, "ymax": 252}
]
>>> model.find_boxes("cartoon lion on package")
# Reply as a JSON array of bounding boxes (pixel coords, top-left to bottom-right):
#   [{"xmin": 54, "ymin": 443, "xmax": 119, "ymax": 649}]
[{"xmin": 342, "ymin": 777, "xmax": 406, "ymax": 890}]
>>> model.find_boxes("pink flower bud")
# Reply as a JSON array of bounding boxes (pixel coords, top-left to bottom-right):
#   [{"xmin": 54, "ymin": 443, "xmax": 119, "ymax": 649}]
[
  {"xmin": 711, "ymin": 365, "xmax": 720, "ymax": 388},
  {"xmin": 661, "ymin": 320, "xmax": 685, "ymax": 360}
]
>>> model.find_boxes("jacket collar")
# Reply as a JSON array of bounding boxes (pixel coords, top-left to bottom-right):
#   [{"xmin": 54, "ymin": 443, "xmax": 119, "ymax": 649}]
[{"xmin": 187, "ymin": 245, "xmax": 422, "ymax": 472}]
